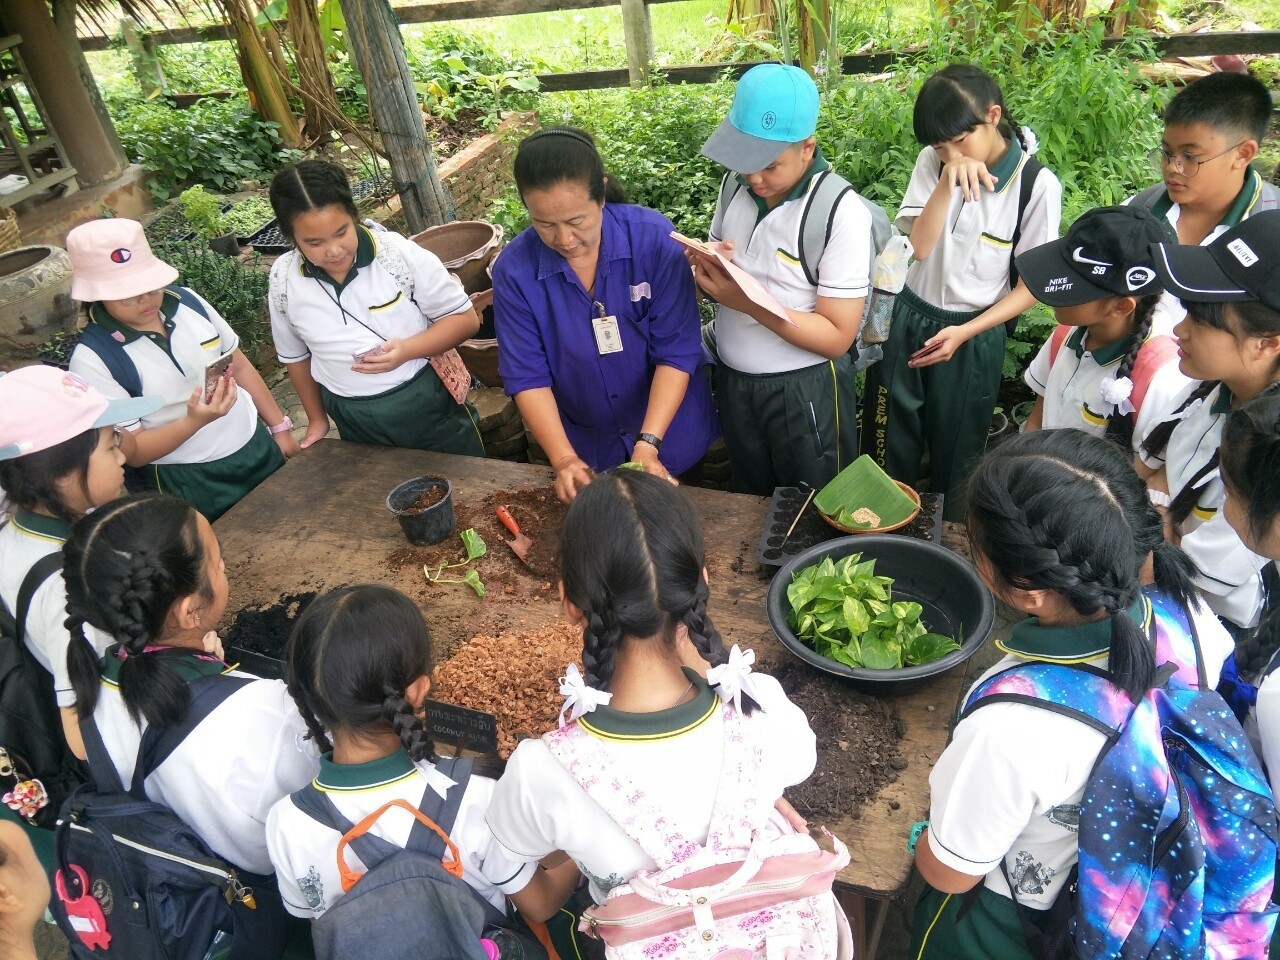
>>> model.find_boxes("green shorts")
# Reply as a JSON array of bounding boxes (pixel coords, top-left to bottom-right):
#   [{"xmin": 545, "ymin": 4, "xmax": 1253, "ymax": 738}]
[
  {"xmin": 150, "ymin": 421, "xmax": 285, "ymax": 522},
  {"xmin": 321, "ymin": 365, "xmax": 484, "ymax": 457}
]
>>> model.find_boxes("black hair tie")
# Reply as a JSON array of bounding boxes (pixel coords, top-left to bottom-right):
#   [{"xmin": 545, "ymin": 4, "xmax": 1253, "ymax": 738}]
[{"xmin": 522, "ymin": 127, "xmax": 598, "ymax": 153}]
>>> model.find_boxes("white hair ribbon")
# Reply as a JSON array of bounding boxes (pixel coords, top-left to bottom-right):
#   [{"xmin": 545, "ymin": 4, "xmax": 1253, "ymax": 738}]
[
  {"xmin": 1097, "ymin": 376, "xmax": 1135, "ymax": 417},
  {"xmin": 557, "ymin": 663, "xmax": 613, "ymax": 727},
  {"xmin": 1020, "ymin": 127, "xmax": 1040, "ymax": 157},
  {"xmin": 706, "ymin": 645, "xmax": 767, "ymax": 714}
]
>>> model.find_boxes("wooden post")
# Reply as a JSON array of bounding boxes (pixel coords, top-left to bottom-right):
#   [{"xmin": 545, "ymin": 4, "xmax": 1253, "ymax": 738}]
[
  {"xmin": 339, "ymin": 0, "xmax": 451, "ymax": 232},
  {"xmin": 619, "ymin": 0, "xmax": 653, "ymax": 85},
  {"xmin": 285, "ymin": 0, "xmax": 342, "ymax": 140},
  {"xmin": 120, "ymin": 19, "xmax": 165, "ymax": 99}
]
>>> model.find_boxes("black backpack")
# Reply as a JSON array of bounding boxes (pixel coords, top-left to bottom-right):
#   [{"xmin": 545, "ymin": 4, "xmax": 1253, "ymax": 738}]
[
  {"xmin": 49, "ymin": 674, "xmax": 254, "ymax": 960},
  {"xmin": 290, "ymin": 756, "xmax": 549, "ymax": 960},
  {"xmin": 0, "ymin": 551, "xmax": 87, "ymax": 829}
]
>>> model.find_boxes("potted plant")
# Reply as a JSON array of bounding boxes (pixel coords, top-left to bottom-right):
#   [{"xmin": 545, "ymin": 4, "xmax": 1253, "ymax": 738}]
[{"xmin": 179, "ymin": 186, "xmax": 239, "ymax": 257}]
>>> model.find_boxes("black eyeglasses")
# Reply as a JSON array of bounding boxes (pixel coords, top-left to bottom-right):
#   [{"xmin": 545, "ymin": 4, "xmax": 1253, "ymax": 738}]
[{"xmin": 1151, "ymin": 141, "xmax": 1245, "ymax": 178}]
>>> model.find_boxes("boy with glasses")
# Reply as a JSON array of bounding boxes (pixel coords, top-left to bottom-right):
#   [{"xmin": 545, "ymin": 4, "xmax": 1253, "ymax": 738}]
[{"xmin": 1129, "ymin": 71, "xmax": 1278, "ymax": 334}]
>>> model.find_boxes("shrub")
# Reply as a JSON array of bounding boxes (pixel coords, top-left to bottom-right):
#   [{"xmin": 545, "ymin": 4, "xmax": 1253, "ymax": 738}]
[{"xmin": 154, "ymin": 242, "xmax": 272, "ymax": 358}]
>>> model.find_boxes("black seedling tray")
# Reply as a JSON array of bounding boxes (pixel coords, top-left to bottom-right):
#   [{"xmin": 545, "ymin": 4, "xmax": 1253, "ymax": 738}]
[
  {"xmin": 351, "ymin": 174, "xmax": 391, "ymax": 204},
  {"xmin": 247, "ymin": 220, "xmax": 292, "ymax": 254},
  {"xmin": 756, "ymin": 487, "xmax": 944, "ymax": 569}
]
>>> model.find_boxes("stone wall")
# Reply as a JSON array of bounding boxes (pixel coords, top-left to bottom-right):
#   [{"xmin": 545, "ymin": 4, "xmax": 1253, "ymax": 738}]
[{"xmin": 438, "ymin": 111, "xmax": 539, "ymax": 222}]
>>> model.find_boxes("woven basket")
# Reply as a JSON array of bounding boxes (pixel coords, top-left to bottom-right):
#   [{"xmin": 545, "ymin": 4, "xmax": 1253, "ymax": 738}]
[{"xmin": 0, "ymin": 207, "xmax": 19, "ymax": 253}]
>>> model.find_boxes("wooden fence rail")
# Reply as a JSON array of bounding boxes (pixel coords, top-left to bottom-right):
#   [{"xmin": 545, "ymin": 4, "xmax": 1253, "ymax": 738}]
[{"xmin": 75, "ymin": 1, "xmax": 1280, "ymax": 93}]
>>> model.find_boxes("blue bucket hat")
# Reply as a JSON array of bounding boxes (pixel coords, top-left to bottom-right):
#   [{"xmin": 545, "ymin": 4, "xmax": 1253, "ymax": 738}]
[{"xmin": 701, "ymin": 64, "xmax": 819, "ymax": 174}]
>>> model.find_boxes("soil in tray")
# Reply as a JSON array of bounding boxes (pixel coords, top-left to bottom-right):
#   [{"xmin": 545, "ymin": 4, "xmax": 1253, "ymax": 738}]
[
  {"xmin": 384, "ymin": 486, "xmax": 565, "ymax": 602},
  {"xmin": 775, "ymin": 663, "xmax": 907, "ymax": 823},
  {"xmin": 222, "ymin": 591, "xmax": 317, "ymax": 658}
]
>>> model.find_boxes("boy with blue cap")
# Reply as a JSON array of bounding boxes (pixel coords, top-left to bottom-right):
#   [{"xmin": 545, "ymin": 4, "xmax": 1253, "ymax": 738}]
[{"xmin": 691, "ymin": 63, "xmax": 872, "ymax": 495}]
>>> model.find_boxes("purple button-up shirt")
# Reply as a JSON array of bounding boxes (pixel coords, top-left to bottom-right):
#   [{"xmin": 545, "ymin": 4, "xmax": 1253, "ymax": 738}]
[{"xmin": 492, "ymin": 203, "xmax": 718, "ymax": 475}]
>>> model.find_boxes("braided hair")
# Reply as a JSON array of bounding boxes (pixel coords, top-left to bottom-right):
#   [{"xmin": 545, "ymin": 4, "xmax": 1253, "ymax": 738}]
[
  {"xmin": 284, "ymin": 585, "xmax": 439, "ymax": 764},
  {"xmin": 64, "ymin": 494, "xmax": 211, "ymax": 727},
  {"xmin": 560, "ymin": 470, "xmax": 758, "ymax": 713},
  {"xmin": 1103, "ymin": 293, "xmax": 1160, "ymax": 448},
  {"xmin": 966, "ymin": 429, "xmax": 1203, "ymax": 699},
  {"xmin": 513, "ymin": 125, "xmax": 629, "ymax": 205},
  {"xmin": 269, "ymin": 159, "xmax": 360, "ymax": 243},
  {"xmin": 912, "ymin": 64, "xmax": 1028, "ymax": 152}
]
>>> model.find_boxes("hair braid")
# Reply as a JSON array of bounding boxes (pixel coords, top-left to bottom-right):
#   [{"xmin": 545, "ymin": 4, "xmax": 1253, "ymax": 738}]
[
  {"xmin": 581, "ymin": 609, "xmax": 622, "ymax": 690},
  {"xmin": 1142, "ymin": 380, "xmax": 1218, "ymax": 464},
  {"xmin": 381, "ymin": 686, "xmax": 436, "ymax": 764},
  {"xmin": 285, "ymin": 669, "xmax": 334, "ymax": 754},
  {"xmin": 1105, "ymin": 293, "xmax": 1159, "ymax": 447},
  {"xmin": 683, "ymin": 581, "xmax": 761, "ymax": 715}
]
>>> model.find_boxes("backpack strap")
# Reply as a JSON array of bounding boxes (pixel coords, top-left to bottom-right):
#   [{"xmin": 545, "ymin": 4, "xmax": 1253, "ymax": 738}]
[
  {"xmin": 1008, "ymin": 155, "xmax": 1044, "ymax": 290},
  {"xmin": 14, "ymin": 552, "xmax": 63, "ymax": 649},
  {"xmin": 1046, "ymin": 324, "xmax": 1071, "ymax": 368},
  {"xmin": 798, "ymin": 170, "xmax": 853, "ymax": 287},
  {"xmin": 75, "ymin": 324, "xmax": 143, "ymax": 398},
  {"xmin": 713, "ymin": 173, "xmax": 743, "ymax": 242},
  {"xmin": 1127, "ymin": 334, "xmax": 1178, "ymax": 415}
]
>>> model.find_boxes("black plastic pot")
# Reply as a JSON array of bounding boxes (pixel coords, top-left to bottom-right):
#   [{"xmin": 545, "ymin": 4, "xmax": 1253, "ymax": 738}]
[
  {"xmin": 209, "ymin": 232, "xmax": 240, "ymax": 257},
  {"xmin": 765, "ymin": 534, "xmax": 996, "ymax": 694},
  {"xmin": 387, "ymin": 475, "xmax": 455, "ymax": 546}
]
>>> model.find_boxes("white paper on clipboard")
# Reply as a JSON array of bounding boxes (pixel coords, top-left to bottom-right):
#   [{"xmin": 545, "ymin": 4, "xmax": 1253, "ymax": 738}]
[{"xmin": 671, "ymin": 231, "xmax": 796, "ymax": 326}]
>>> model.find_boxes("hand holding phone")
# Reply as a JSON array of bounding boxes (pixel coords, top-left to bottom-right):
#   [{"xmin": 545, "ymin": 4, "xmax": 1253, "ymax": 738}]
[
  {"xmin": 909, "ymin": 341, "xmax": 943, "ymax": 363},
  {"xmin": 352, "ymin": 345, "xmax": 386, "ymax": 364},
  {"xmin": 202, "ymin": 353, "xmax": 235, "ymax": 403}
]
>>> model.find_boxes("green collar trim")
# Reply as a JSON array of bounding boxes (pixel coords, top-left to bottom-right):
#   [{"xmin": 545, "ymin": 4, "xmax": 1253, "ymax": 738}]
[
  {"xmin": 101, "ymin": 647, "xmax": 231, "ymax": 686},
  {"xmin": 89, "ymin": 295, "xmax": 179, "ymax": 345},
  {"xmin": 998, "ymin": 597, "xmax": 1147, "ymax": 662},
  {"xmin": 300, "ymin": 224, "xmax": 376, "ymax": 292},
  {"xmin": 1222, "ymin": 166, "xmax": 1263, "ymax": 226},
  {"xmin": 1211, "ymin": 385, "xmax": 1234, "ymax": 415},
  {"xmin": 578, "ymin": 669, "xmax": 719, "ymax": 741},
  {"xmin": 989, "ymin": 137, "xmax": 1024, "ymax": 196},
  {"xmin": 1073, "ymin": 325, "xmax": 1133, "ymax": 367},
  {"xmin": 314, "ymin": 749, "xmax": 418, "ymax": 792},
  {"xmin": 12, "ymin": 507, "xmax": 71, "ymax": 543},
  {"xmin": 736, "ymin": 146, "xmax": 831, "ymax": 222}
]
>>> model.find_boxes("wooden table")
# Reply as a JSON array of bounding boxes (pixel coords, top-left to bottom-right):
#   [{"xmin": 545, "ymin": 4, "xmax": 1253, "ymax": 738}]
[{"xmin": 215, "ymin": 440, "xmax": 967, "ymax": 960}]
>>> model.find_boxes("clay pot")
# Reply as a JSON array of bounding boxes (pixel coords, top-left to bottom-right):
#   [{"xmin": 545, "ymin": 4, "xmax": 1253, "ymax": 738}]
[
  {"xmin": 0, "ymin": 244, "xmax": 76, "ymax": 369},
  {"xmin": 410, "ymin": 221, "xmax": 503, "ymax": 294}
]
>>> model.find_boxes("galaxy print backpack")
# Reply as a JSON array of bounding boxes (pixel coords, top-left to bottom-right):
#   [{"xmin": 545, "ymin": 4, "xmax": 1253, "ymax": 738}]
[{"xmin": 964, "ymin": 657, "xmax": 1279, "ymax": 959}]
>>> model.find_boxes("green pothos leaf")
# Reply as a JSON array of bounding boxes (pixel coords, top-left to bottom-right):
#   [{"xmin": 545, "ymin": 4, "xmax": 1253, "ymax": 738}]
[
  {"xmin": 462, "ymin": 568, "xmax": 485, "ymax": 598},
  {"xmin": 460, "ymin": 528, "xmax": 487, "ymax": 562}
]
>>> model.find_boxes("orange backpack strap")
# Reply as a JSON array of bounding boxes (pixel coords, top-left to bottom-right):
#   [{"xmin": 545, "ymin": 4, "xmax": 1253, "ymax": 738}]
[
  {"xmin": 1128, "ymin": 334, "xmax": 1179, "ymax": 415},
  {"xmin": 337, "ymin": 799, "xmax": 465, "ymax": 893},
  {"xmin": 1047, "ymin": 324, "xmax": 1071, "ymax": 367}
]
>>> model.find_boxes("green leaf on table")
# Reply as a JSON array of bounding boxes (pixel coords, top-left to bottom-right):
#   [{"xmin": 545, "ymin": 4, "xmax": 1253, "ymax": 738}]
[
  {"xmin": 460, "ymin": 528, "xmax": 487, "ymax": 562},
  {"xmin": 462, "ymin": 568, "xmax": 485, "ymax": 598}
]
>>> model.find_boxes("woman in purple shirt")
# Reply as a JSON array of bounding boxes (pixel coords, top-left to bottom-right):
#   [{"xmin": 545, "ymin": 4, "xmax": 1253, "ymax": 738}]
[{"xmin": 492, "ymin": 126, "xmax": 719, "ymax": 503}]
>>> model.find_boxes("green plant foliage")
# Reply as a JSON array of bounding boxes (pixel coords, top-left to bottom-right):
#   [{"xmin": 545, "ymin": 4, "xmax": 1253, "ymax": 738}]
[
  {"xmin": 222, "ymin": 197, "xmax": 276, "ymax": 237},
  {"xmin": 424, "ymin": 528, "xmax": 487, "ymax": 596},
  {"xmin": 403, "ymin": 27, "xmax": 544, "ymax": 129},
  {"xmin": 113, "ymin": 96, "xmax": 304, "ymax": 199},
  {"xmin": 153, "ymin": 241, "xmax": 271, "ymax": 357},
  {"xmin": 786, "ymin": 552, "xmax": 960, "ymax": 669},
  {"xmin": 178, "ymin": 185, "xmax": 229, "ymax": 239}
]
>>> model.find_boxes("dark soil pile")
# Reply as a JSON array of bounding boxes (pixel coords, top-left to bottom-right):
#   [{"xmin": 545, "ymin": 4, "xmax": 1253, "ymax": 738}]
[
  {"xmin": 383, "ymin": 486, "xmax": 566, "ymax": 603},
  {"xmin": 775, "ymin": 663, "xmax": 907, "ymax": 823},
  {"xmin": 397, "ymin": 484, "xmax": 447, "ymax": 514},
  {"xmin": 222, "ymin": 592, "xmax": 317, "ymax": 658}
]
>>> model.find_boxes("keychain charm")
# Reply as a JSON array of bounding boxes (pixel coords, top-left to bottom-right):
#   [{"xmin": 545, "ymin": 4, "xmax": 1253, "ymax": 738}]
[
  {"xmin": 56, "ymin": 864, "xmax": 111, "ymax": 951},
  {"xmin": 2, "ymin": 777, "xmax": 48, "ymax": 820}
]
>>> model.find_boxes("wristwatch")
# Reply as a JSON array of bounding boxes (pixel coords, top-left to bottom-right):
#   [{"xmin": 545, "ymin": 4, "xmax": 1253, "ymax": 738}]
[
  {"xmin": 636, "ymin": 432, "xmax": 663, "ymax": 452},
  {"xmin": 268, "ymin": 417, "xmax": 294, "ymax": 436}
]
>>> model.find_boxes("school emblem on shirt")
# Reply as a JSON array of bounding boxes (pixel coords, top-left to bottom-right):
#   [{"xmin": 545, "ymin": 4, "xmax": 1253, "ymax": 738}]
[
  {"xmin": 1045, "ymin": 803, "xmax": 1080, "ymax": 832},
  {"xmin": 1011, "ymin": 851, "xmax": 1056, "ymax": 895},
  {"xmin": 299, "ymin": 867, "xmax": 326, "ymax": 912}
]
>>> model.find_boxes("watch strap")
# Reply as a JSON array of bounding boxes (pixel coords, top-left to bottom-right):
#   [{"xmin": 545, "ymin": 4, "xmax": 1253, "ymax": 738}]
[{"xmin": 636, "ymin": 432, "xmax": 663, "ymax": 452}]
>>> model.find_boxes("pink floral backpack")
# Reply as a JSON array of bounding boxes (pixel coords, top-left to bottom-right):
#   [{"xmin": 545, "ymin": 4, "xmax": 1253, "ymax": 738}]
[{"xmin": 541, "ymin": 704, "xmax": 853, "ymax": 960}]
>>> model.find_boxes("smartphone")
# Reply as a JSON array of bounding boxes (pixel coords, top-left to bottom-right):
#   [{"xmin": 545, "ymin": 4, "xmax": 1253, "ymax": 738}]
[
  {"xmin": 202, "ymin": 353, "xmax": 234, "ymax": 403},
  {"xmin": 909, "ymin": 341, "xmax": 942, "ymax": 363},
  {"xmin": 352, "ymin": 345, "xmax": 385, "ymax": 364}
]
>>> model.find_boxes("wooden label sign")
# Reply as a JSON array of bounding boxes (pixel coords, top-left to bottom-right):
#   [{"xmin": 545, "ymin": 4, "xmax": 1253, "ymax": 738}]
[{"xmin": 425, "ymin": 699, "xmax": 499, "ymax": 754}]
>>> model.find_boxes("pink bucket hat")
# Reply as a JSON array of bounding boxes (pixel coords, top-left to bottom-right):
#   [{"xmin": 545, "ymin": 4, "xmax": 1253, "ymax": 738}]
[
  {"xmin": 66, "ymin": 218, "xmax": 178, "ymax": 302},
  {"xmin": 0, "ymin": 366, "xmax": 163, "ymax": 462}
]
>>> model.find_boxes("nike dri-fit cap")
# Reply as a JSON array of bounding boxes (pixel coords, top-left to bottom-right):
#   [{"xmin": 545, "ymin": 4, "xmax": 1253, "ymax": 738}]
[
  {"xmin": 701, "ymin": 64, "xmax": 819, "ymax": 174},
  {"xmin": 1015, "ymin": 206, "xmax": 1173, "ymax": 307},
  {"xmin": 1151, "ymin": 209, "xmax": 1280, "ymax": 313}
]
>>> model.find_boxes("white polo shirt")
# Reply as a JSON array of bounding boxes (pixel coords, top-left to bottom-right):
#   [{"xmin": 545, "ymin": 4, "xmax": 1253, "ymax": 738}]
[
  {"xmin": 1139, "ymin": 384, "xmax": 1268, "ymax": 627},
  {"xmin": 1024, "ymin": 326, "xmax": 1195, "ymax": 452},
  {"xmin": 0, "ymin": 510, "xmax": 110, "ymax": 707},
  {"xmin": 267, "ymin": 752, "xmax": 536, "ymax": 919},
  {"xmin": 487, "ymin": 671, "xmax": 815, "ymax": 904},
  {"xmin": 268, "ymin": 226, "xmax": 471, "ymax": 397},
  {"xmin": 709, "ymin": 154, "xmax": 872, "ymax": 375},
  {"xmin": 1125, "ymin": 168, "xmax": 1276, "ymax": 336},
  {"xmin": 69, "ymin": 290, "xmax": 258, "ymax": 465},
  {"xmin": 897, "ymin": 141, "xmax": 1062, "ymax": 312},
  {"xmin": 1251, "ymin": 613, "xmax": 1280, "ymax": 781},
  {"xmin": 94, "ymin": 656, "xmax": 318, "ymax": 875}
]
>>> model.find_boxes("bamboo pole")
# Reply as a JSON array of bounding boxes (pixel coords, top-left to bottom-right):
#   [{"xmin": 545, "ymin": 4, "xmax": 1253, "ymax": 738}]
[{"xmin": 285, "ymin": 0, "xmax": 342, "ymax": 138}]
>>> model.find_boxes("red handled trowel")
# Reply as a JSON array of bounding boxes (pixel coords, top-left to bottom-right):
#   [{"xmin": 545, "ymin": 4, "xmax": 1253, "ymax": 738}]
[{"xmin": 495, "ymin": 505, "xmax": 533, "ymax": 567}]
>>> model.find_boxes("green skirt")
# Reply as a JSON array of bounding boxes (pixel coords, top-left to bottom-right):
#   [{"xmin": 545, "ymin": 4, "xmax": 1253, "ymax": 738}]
[
  {"xmin": 320, "ymin": 365, "xmax": 484, "ymax": 457},
  {"xmin": 150, "ymin": 422, "xmax": 285, "ymax": 522},
  {"xmin": 910, "ymin": 883, "xmax": 1048, "ymax": 960}
]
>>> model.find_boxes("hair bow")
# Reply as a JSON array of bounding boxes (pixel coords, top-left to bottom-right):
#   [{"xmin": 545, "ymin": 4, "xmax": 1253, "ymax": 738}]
[
  {"xmin": 1020, "ymin": 127, "xmax": 1040, "ymax": 156},
  {"xmin": 557, "ymin": 663, "xmax": 612, "ymax": 727},
  {"xmin": 706, "ymin": 645, "xmax": 767, "ymax": 714},
  {"xmin": 1097, "ymin": 376, "xmax": 1135, "ymax": 417}
]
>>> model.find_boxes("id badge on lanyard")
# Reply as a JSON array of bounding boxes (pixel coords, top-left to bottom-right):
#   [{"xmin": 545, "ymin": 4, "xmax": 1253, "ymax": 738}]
[{"xmin": 592, "ymin": 299, "xmax": 623, "ymax": 356}]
